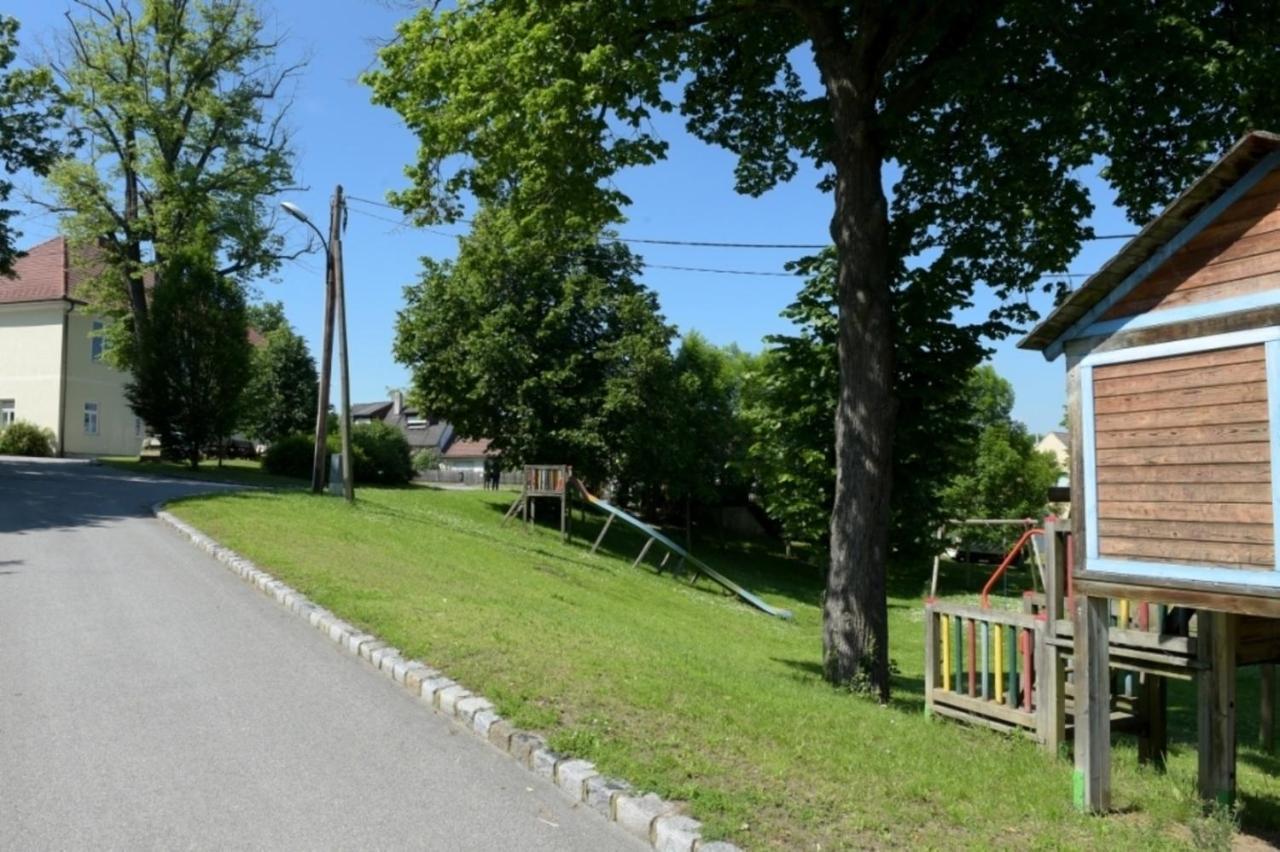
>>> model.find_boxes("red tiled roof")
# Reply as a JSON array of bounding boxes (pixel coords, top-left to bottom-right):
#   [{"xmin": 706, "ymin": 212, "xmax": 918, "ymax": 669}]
[
  {"xmin": 247, "ymin": 326, "xmax": 268, "ymax": 348},
  {"xmin": 0, "ymin": 236, "xmax": 72, "ymax": 304},
  {"xmin": 443, "ymin": 437, "xmax": 493, "ymax": 458}
]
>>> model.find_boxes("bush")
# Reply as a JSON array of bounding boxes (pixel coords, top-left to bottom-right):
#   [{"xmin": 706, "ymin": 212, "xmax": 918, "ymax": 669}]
[
  {"xmin": 263, "ymin": 423, "xmax": 413, "ymax": 485},
  {"xmin": 412, "ymin": 448, "xmax": 439, "ymax": 473},
  {"xmin": 330, "ymin": 420, "xmax": 413, "ymax": 485},
  {"xmin": 262, "ymin": 433, "xmax": 315, "ymax": 479},
  {"xmin": 0, "ymin": 420, "xmax": 56, "ymax": 457}
]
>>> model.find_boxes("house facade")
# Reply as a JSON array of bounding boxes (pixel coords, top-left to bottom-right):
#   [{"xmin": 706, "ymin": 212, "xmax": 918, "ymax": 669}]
[
  {"xmin": 353, "ymin": 391, "xmax": 457, "ymax": 457},
  {"xmin": 0, "ymin": 237, "xmax": 141, "ymax": 457},
  {"xmin": 440, "ymin": 437, "xmax": 493, "ymax": 473}
]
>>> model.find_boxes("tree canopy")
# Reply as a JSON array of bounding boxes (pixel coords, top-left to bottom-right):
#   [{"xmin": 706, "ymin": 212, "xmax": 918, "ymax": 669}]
[
  {"xmin": 393, "ymin": 208, "xmax": 675, "ymax": 488},
  {"xmin": 369, "ymin": 0, "xmax": 1280, "ymax": 698},
  {"xmin": 241, "ymin": 301, "xmax": 318, "ymax": 445},
  {"xmin": 125, "ymin": 251, "xmax": 252, "ymax": 468},
  {"xmin": 0, "ymin": 16, "xmax": 63, "ymax": 275},
  {"xmin": 47, "ymin": 0, "xmax": 300, "ymax": 359}
]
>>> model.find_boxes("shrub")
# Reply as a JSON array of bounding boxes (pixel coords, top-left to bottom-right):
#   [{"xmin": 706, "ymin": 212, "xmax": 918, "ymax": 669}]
[
  {"xmin": 412, "ymin": 447, "xmax": 439, "ymax": 473},
  {"xmin": 0, "ymin": 420, "xmax": 56, "ymax": 457},
  {"xmin": 261, "ymin": 433, "xmax": 315, "ymax": 479},
  {"xmin": 330, "ymin": 420, "xmax": 413, "ymax": 485}
]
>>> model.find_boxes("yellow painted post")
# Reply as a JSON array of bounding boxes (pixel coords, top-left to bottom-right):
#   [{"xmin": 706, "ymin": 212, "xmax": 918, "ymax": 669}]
[
  {"xmin": 1119, "ymin": 599, "xmax": 1130, "ymax": 630},
  {"xmin": 994, "ymin": 620, "xmax": 1005, "ymax": 704},
  {"xmin": 941, "ymin": 614, "xmax": 952, "ymax": 692}
]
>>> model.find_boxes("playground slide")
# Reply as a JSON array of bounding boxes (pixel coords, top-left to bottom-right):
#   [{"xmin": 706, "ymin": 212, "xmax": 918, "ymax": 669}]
[{"xmin": 572, "ymin": 480, "xmax": 793, "ymax": 620}]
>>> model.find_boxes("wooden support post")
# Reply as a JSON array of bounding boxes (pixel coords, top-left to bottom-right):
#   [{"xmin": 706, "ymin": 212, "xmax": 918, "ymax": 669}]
[
  {"xmin": 1074, "ymin": 594, "xmax": 1111, "ymax": 813},
  {"xmin": 632, "ymin": 537, "xmax": 655, "ymax": 568},
  {"xmin": 560, "ymin": 489, "xmax": 568, "ymax": 542},
  {"xmin": 590, "ymin": 513, "xmax": 615, "ymax": 554},
  {"xmin": 1040, "ymin": 519, "xmax": 1067, "ymax": 756},
  {"xmin": 1261, "ymin": 664, "xmax": 1276, "ymax": 752},
  {"xmin": 1198, "ymin": 610, "xmax": 1238, "ymax": 805},
  {"xmin": 924, "ymin": 605, "xmax": 937, "ymax": 717},
  {"xmin": 1136, "ymin": 673, "xmax": 1168, "ymax": 770}
]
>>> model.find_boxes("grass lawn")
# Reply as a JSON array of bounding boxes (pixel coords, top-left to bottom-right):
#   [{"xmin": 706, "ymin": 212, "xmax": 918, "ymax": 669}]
[
  {"xmin": 100, "ymin": 456, "xmax": 306, "ymax": 489},
  {"xmin": 167, "ymin": 486, "xmax": 1280, "ymax": 849}
]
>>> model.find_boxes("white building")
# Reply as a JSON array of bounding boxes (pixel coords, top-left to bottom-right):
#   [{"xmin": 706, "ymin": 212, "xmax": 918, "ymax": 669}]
[{"xmin": 0, "ymin": 237, "xmax": 142, "ymax": 456}]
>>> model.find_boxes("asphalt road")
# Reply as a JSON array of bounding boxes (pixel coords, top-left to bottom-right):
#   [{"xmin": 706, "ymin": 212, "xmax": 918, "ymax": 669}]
[{"xmin": 0, "ymin": 458, "xmax": 643, "ymax": 850}]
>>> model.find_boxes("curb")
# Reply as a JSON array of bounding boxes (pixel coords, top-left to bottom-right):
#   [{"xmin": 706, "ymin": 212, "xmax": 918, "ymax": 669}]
[{"xmin": 152, "ymin": 502, "xmax": 742, "ymax": 852}]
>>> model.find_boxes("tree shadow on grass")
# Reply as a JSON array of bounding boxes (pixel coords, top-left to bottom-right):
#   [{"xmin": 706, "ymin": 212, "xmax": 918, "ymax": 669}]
[{"xmin": 771, "ymin": 656, "xmax": 927, "ymax": 714}]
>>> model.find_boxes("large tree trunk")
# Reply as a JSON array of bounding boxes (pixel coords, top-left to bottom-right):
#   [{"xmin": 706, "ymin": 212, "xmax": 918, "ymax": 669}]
[{"xmin": 804, "ymin": 7, "xmax": 898, "ymax": 702}]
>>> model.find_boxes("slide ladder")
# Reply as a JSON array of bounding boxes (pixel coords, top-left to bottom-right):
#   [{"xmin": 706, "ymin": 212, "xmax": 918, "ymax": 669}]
[{"xmin": 570, "ymin": 479, "xmax": 792, "ymax": 620}]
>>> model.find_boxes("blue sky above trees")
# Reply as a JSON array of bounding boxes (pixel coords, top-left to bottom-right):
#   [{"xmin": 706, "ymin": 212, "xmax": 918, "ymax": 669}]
[{"xmin": 8, "ymin": 0, "xmax": 1146, "ymax": 434}]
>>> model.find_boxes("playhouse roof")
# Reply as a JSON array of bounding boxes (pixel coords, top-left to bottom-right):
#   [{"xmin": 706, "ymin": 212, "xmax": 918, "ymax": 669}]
[{"xmin": 1019, "ymin": 131, "xmax": 1280, "ymax": 355}]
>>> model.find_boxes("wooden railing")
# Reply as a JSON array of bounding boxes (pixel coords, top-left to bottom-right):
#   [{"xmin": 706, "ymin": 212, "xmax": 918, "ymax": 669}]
[{"xmin": 924, "ymin": 601, "xmax": 1047, "ymax": 736}]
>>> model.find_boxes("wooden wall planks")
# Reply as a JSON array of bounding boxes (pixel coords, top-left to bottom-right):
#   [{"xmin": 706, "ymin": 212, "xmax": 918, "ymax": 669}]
[
  {"xmin": 1105, "ymin": 170, "xmax": 1280, "ymax": 320},
  {"xmin": 1091, "ymin": 343, "xmax": 1274, "ymax": 570}
]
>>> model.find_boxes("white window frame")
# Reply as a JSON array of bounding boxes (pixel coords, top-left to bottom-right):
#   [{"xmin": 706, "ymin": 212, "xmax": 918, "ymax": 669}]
[
  {"xmin": 91, "ymin": 320, "xmax": 106, "ymax": 363},
  {"xmin": 84, "ymin": 402, "xmax": 99, "ymax": 436},
  {"xmin": 0, "ymin": 399, "xmax": 14, "ymax": 428}
]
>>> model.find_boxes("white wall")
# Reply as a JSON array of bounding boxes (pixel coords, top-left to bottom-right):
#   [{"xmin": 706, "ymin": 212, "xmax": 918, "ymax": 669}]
[
  {"xmin": 0, "ymin": 302, "xmax": 66, "ymax": 446},
  {"xmin": 441, "ymin": 457, "xmax": 485, "ymax": 473},
  {"xmin": 62, "ymin": 310, "xmax": 141, "ymax": 457}
]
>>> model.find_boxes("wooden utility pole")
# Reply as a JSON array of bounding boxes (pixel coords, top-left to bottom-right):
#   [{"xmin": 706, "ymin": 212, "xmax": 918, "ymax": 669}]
[
  {"xmin": 332, "ymin": 185, "xmax": 354, "ymax": 503},
  {"xmin": 310, "ymin": 213, "xmax": 336, "ymax": 494}
]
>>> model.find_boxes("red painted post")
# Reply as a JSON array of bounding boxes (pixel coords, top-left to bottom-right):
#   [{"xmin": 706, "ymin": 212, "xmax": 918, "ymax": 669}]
[{"xmin": 1138, "ymin": 601, "xmax": 1150, "ymax": 632}]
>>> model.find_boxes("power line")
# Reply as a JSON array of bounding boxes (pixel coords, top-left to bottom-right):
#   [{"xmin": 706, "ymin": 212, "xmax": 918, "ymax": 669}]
[
  {"xmin": 348, "ymin": 205, "xmax": 1100, "ymax": 281},
  {"xmin": 345, "ymin": 205, "xmax": 796, "ymax": 278},
  {"xmin": 344, "ymin": 193, "xmax": 1138, "ymax": 248}
]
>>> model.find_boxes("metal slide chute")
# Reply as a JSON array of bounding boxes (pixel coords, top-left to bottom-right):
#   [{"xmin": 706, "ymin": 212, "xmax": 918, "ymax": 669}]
[{"xmin": 571, "ymin": 479, "xmax": 793, "ymax": 620}]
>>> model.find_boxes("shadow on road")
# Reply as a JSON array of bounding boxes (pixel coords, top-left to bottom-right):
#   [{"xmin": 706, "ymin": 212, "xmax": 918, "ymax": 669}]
[{"xmin": 0, "ymin": 458, "xmax": 237, "ymax": 536}]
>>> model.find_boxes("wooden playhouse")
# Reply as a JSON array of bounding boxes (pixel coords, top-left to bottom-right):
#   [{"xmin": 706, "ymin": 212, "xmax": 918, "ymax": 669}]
[{"xmin": 1020, "ymin": 130, "xmax": 1280, "ymax": 810}]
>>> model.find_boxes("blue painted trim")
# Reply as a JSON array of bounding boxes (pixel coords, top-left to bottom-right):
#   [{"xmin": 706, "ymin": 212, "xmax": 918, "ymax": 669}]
[
  {"xmin": 1080, "ymin": 326, "xmax": 1280, "ymax": 368},
  {"xmin": 1046, "ymin": 150, "xmax": 1280, "ymax": 359},
  {"xmin": 1083, "ymin": 288, "xmax": 1280, "ymax": 337},
  {"xmin": 1087, "ymin": 558, "xmax": 1280, "ymax": 588},
  {"xmin": 1268, "ymin": 340, "xmax": 1280, "ymax": 573},
  {"xmin": 1081, "ymin": 365, "xmax": 1099, "ymax": 561}
]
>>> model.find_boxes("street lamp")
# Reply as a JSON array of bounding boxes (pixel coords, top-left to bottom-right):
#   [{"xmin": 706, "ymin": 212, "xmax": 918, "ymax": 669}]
[{"xmin": 281, "ymin": 192, "xmax": 354, "ymax": 502}]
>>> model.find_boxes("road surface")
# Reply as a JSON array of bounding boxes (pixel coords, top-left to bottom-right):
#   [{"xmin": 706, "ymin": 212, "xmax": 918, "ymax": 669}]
[{"xmin": 0, "ymin": 458, "xmax": 643, "ymax": 850}]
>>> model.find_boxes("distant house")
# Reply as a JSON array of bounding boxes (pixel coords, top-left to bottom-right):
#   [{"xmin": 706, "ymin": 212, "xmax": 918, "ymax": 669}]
[
  {"xmin": 440, "ymin": 437, "xmax": 493, "ymax": 473},
  {"xmin": 351, "ymin": 391, "xmax": 455, "ymax": 455},
  {"xmin": 1035, "ymin": 430, "xmax": 1069, "ymax": 470},
  {"xmin": 0, "ymin": 236, "xmax": 143, "ymax": 456}
]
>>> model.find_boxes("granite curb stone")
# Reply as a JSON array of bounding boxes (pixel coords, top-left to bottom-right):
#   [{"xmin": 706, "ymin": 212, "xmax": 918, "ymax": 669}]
[{"xmin": 152, "ymin": 502, "xmax": 742, "ymax": 852}]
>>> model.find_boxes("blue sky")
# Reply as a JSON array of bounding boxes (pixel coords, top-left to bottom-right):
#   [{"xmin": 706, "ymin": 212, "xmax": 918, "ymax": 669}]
[{"xmin": 9, "ymin": 0, "xmax": 1146, "ymax": 435}]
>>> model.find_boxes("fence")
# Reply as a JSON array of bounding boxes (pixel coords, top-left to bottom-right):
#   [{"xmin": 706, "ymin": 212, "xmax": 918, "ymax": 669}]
[{"xmin": 416, "ymin": 469, "xmax": 523, "ymax": 486}]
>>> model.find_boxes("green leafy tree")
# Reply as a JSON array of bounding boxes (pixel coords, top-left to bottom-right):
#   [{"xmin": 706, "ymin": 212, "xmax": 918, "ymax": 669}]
[
  {"xmin": 47, "ymin": 0, "xmax": 301, "ymax": 360},
  {"xmin": 393, "ymin": 208, "xmax": 675, "ymax": 487},
  {"xmin": 941, "ymin": 367, "xmax": 1061, "ymax": 528},
  {"xmin": 0, "ymin": 16, "xmax": 63, "ymax": 275},
  {"xmin": 745, "ymin": 250, "xmax": 984, "ymax": 561},
  {"xmin": 241, "ymin": 301, "xmax": 317, "ymax": 444},
  {"xmin": 125, "ymin": 252, "xmax": 252, "ymax": 468},
  {"xmin": 368, "ymin": 0, "xmax": 1280, "ymax": 697}
]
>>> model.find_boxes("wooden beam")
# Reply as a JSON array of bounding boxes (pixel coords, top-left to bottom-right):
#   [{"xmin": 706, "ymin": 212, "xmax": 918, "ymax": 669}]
[
  {"xmin": 1261, "ymin": 664, "xmax": 1276, "ymax": 751},
  {"xmin": 1074, "ymin": 594, "xmax": 1111, "ymax": 813},
  {"xmin": 632, "ymin": 537, "xmax": 655, "ymax": 568},
  {"xmin": 1197, "ymin": 610, "xmax": 1239, "ymax": 804},
  {"xmin": 1137, "ymin": 674, "xmax": 1168, "ymax": 770},
  {"xmin": 590, "ymin": 512, "xmax": 615, "ymax": 554},
  {"xmin": 924, "ymin": 606, "xmax": 938, "ymax": 718},
  {"xmin": 1076, "ymin": 575, "xmax": 1280, "ymax": 619}
]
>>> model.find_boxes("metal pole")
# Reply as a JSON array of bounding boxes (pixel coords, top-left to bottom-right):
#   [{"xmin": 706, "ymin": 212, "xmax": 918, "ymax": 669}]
[{"xmin": 332, "ymin": 185, "xmax": 354, "ymax": 503}]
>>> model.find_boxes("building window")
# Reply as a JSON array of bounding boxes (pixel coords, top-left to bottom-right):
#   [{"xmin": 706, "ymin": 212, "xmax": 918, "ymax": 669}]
[
  {"xmin": 91, "ymin": 320, "xmax": 109, "ymax": 362},
  {"xmin": 84, "ymin": 402, "xmax": 99, "ymax": 436},
  {"xmin": 0, "ymin": 399, "xmax": 13, "ymax": 428}
]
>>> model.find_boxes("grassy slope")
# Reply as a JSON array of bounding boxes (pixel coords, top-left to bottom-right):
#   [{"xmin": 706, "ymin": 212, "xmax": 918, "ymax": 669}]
[
  {"xmin": 168, "ymin": 486, "xmax": 1280, "ymax": 849},
  {"xmin": 100, "ymin": 456, "xmax": 305, "ymax": 489}
]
